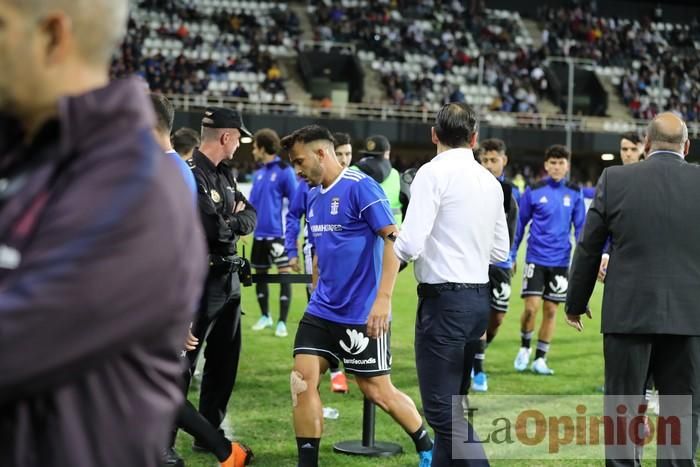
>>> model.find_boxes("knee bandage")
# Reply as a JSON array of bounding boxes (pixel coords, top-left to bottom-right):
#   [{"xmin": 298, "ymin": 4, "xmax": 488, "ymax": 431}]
[{"xmin": 290, "ymin": 370, "xmax": 308, "ymax": 407}]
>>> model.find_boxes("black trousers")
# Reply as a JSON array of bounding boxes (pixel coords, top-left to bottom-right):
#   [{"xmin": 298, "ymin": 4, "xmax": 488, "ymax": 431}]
[
  {"xmin": 185, "ymin": 268, "xmax": 242, "ymax": 430},
  {"xmin": 415, "ymin": 286, "xmax": 491, "ymax": 467},
  {"xmin": 603, "ymin": 334, "xmax": 700, "ymax": 467}
]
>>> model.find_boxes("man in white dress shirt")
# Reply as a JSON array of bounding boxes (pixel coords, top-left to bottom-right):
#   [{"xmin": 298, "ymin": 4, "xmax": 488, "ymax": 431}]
[{"xmin": 394, "ymin": 102, "xmax": 509, "ymax": 466}]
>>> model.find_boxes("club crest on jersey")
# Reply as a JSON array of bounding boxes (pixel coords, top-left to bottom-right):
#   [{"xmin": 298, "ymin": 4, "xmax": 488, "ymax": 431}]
[
  {"xmin": 563, "ymin": 195, "xmax": 571, "ymax": 207},
  {"xmin": 210, "ymin": 189, "xmax": 221, "ymax": 203},
  {"xmin": 330, "ymin": 197, "xmax": 340, "ymax": 215}
]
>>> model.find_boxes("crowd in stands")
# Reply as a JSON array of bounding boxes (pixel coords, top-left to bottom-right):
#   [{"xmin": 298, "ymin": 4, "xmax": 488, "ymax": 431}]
[
  {"xmin": 538, "ymin": 1, "xmax": 700, "ymax": 122},
  {"xmin": 112, "ymin": 0, "xmax": 700, "ymax": 122},
  {"xmin": 310, "ymin": 0, "xmax": 545, "ymax": 113},
  {"xmin": 290, "ymin": 0, "xmax": 605, "ymax": 116},
  {"xmin": 111, "ymin": 0, "xmax": 300, "ymax": 100}
]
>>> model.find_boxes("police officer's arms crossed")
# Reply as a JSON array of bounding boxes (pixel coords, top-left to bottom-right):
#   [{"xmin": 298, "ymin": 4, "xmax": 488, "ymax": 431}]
[
  {"xmin": 194, "ymin": 179, "xmax": 256, "ymax": 248},
  {"xmin": 228, "ymin": 192, "xmax": 256, "ymax": 236}
]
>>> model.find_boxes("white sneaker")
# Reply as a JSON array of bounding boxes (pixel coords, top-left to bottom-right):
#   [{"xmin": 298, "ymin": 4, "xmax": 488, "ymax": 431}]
[
  {"xmin": 251, "ymin": 315, "xmax": 273, "ymax": 331},
  {"xmin": 531, "ymin": 357, "xmax": 554, "ymax": 375},
  {"xmin": 274, "ymin": 321, "xmax": 288, "ymax": 337},
  {"xmin": 514, "ymin": 347, "xmax": 531, "ymax": 372}
]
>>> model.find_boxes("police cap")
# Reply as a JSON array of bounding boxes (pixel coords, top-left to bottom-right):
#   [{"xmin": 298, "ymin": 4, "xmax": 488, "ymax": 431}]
[{"xmin": 201, "ymin": 107, "xmax": 252, "ymax": 138}]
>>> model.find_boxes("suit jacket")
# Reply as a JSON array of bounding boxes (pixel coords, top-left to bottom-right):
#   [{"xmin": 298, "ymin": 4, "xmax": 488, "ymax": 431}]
[{"xmin": 566, "ymin": 151, "xmax": 700, "ymax": 335}]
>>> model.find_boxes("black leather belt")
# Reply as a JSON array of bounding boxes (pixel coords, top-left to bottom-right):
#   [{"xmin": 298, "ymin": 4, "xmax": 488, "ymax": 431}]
[{"xmin": 417, "ymin": 282, "xmax": 488, "ymax": 298}]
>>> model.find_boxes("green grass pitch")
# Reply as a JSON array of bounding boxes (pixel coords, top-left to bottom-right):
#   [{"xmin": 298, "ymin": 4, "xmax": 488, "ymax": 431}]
[{"xmin": 176, "ymin": 239, "xmax": 693, "ymax": 466}]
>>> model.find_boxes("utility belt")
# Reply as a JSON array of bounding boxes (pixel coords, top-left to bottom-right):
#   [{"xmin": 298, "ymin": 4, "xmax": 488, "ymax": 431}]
[
  {"xmin": 208, "ymin": 254, "xmax": 253, "ymax": 286},
  {"xmin": 417, "ymin": 282, "xmax": 488, "ymax": 298}
]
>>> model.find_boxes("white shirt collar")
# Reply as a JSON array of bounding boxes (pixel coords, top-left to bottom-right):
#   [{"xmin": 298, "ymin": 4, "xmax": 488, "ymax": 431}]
[{"xmin": 433, "ymin": 147, "xmax": 476, "ymax": 163}]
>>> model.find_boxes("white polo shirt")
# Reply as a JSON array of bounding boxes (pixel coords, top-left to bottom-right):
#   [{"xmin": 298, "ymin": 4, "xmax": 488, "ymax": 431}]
[{"xmin": 394, "ymin": 147, "xmax": 509, "ymax": 284}]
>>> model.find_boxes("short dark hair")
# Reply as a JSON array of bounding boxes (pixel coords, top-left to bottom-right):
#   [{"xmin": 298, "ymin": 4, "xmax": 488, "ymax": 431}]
[
  {"xmin": 434, "ymin": 102, "xmax": 479, "ymax": 148},
  {"xmin": 254, "ymin": 128, "xmax": 281, "ymax": 155},
  {"xmin": 281, "ymin": 125, "xmax": 336, "ymax": 152},
  {"xmin": 620, "ymin": 131, "xmax": 642, "ymax": 145},
  {"xmin": 544, "ymin": 144, "xmax": 570, "ymax": 161},
  {"xmin": 171, "ymin": 127, "xmax": 200, "ymax": 155},
  {"xmin": 149, "ymin": 93, "xmax": 174, "ymax": 135},
  {"xmin": 333, "ymin": 132, "xmax": 352, "ymax": 147},
  {"xmin": 479, "ymin": 138, "xmax": 506, "ymax": 155}
]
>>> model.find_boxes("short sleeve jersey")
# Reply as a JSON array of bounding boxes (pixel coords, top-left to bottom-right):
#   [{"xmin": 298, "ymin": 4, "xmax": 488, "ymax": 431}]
[{"xmin": 306, "ymin": 169, "xmax": 395, "ymax": 325}]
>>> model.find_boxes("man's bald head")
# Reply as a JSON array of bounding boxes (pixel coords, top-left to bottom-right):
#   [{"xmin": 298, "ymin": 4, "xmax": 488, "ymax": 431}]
[
  {"xmin": 7, "ymin": 0, "xmax": 128, "ymax": 65},
  {"xmin": 645, "ymin": 112, "xmax": 690, "ymax": 156}
]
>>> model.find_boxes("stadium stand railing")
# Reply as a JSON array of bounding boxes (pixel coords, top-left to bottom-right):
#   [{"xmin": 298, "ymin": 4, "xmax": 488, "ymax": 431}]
[{"xmin": 166, "ymin": 93, "xmax": 700, "ymax": 137}]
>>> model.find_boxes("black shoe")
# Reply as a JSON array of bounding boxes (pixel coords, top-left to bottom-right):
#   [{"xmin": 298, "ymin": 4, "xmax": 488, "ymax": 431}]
[{"xmin": 161, "ymin": 447, "xmax": 184, "ymax": 467}]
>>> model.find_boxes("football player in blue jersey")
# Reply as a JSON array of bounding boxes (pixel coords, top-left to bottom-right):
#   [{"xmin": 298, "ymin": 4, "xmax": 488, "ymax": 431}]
[
  {"xmin": 282, "ymin": 126, "xmax": 433, "ymax": 467},
  {"xmin": 285, "ymin": 132, "xmax": 354, "ymax": 393},
  {"xmin": 470, "ymin": 138, "xmax": 520, "ymax": 392},
  {"xmin": 511, "ymin": 145, "xmax": 586, "ymax": 375},
  {"xmin": 249, "ymin": 128, "xmax": 298, "ymax": 337}
]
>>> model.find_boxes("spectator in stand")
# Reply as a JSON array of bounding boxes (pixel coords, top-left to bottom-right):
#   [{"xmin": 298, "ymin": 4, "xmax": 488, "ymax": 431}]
[
  {"xmin": 231, "ymin": 83, "xmax": 249, "ymax": 99},
  {"xmin": 111, "ymin": 2, "xmax": 297, "ymax": 100}
]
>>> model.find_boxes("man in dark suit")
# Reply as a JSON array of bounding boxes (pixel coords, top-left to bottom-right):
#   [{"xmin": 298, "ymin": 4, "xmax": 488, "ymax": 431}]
[{"xmin": 566, "ymin": 112, "xmax": 700, "ymax": 466}]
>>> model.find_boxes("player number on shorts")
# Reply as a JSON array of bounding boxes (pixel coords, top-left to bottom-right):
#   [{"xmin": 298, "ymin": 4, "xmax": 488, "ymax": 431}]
[{"xmin": 525, "ymin": 263, "xmax": 535, "ymax": 279}]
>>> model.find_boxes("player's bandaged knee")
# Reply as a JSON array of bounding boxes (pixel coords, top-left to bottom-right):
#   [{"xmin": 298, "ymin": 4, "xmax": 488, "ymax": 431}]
[{"xmin": 290, "ymin": 370, "xmax": 308, "ymax": 407}]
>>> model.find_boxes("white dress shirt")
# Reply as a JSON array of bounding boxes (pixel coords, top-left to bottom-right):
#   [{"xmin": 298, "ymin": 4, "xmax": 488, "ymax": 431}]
[{"xmin": 393, "ymin": 147, "xmax": 509, "ymax": 284}]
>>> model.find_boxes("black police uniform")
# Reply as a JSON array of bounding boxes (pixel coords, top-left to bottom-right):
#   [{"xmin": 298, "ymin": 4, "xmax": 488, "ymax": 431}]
[{"xmin": 184, "ymin": 109, "xmax": 256, "ymax": 434}]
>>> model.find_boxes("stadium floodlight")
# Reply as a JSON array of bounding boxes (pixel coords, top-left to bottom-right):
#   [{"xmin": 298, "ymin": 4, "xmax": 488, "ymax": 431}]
[
  {"xmin": 544, "ymin": 57, "xmax": 596, "ymax": 157},
  {"xmin": 601, "ymin": 153, "xmax": 615, "ymax": 161}
]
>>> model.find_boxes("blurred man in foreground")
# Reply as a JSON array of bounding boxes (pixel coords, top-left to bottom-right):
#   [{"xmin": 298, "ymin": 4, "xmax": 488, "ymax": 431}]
[{"xmin": 0, "ymin": 1, "xmax": 207, "ymax": 466}]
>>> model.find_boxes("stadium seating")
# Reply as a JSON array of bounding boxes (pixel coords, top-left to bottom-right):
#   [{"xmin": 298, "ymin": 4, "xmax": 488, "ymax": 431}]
[
  {"xmin": 539, "ymin": 4, "xmax": 700, "ymax": 121},
  {"xmin": 111, "ymin": 0, "xmax": 300, "ymax": 101},
  {"xmin": 307, "ymin": 1, "xmax": 548, "ymax": 113},
  {"xmin": 113, "ymin": 0, "xmax": 700, "ymax": 122}
]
